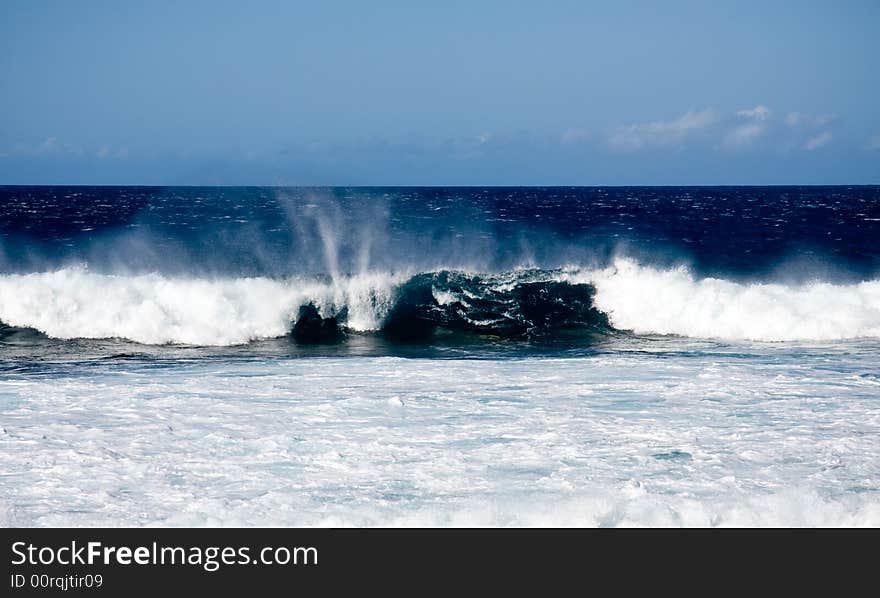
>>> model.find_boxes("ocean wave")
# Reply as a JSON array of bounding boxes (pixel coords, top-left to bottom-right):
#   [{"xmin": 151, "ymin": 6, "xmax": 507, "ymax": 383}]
[
  {"xmin": 1, "ymin": 258, "xmax": 880, "ymax": 345},
  {"xmin": 0, "ymin": 267, "xmax": 402, "ymax": 345},
  {"xmin": 579, "ymin": 258, "xmax": 880, "ymax": 341}
]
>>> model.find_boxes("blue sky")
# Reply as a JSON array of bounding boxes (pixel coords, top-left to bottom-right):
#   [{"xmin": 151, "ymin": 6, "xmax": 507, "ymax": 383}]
[{"xmin": 1, "ymin": 0, "xmax": 878, "ymax": 185}]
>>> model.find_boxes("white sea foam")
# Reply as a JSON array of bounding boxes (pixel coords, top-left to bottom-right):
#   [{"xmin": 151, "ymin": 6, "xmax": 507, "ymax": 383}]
[
  {"xmin": 2, "ymin": 352, "xmax": 878, "ymax": 527},
  {"xmin": 0, "ymin": 267, "xmax": 402, "ymax": 345},
  {"xmin": 575, "ymin": 258, "xmax": 880, "ymax": 341}
]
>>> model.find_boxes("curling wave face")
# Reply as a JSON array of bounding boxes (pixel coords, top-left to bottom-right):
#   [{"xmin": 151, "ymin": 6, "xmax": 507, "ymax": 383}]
[{"xmin": 2, "ymin": 257, "xmax": 880, "ymax": 345}]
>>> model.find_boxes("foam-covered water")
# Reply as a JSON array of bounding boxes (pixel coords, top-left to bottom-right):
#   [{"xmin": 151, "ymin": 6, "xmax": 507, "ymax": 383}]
[
  {"xmin": 2, "ymin": 259, "xmax": 880, "ymax": 344},
  {"xmin": 2, "ymin": 347, "xmax": 879, "ymax": 527},
  {"xmin": 0, "ymin": 267, "xmax": 401, "ymax": 345},
  {"xmin": 583, "ymin": 258, "xmax": 880, "ymax": 341},
  {"xmin": 1, "ymin": 186, "xmax": 879, "ymax": 526}
]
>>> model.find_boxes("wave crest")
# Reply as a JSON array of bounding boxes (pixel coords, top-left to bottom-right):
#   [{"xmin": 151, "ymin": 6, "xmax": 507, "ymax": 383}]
[
  {"xmin": 0, "ymin": 267, "xmax": 400, "ymax": 345},
  {"xmin": 1, "ymin": 259, "xmax": 880, "ymax": 345},
  {"xmin": 580, "ymin": 258, "xmax": 880, "ymax": 341}
]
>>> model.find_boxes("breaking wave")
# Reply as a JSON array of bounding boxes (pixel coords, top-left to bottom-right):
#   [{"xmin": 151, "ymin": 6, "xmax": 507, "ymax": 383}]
[{"xmin": 1, "ymin": 258, "xmax": 880, "ymax": 345}]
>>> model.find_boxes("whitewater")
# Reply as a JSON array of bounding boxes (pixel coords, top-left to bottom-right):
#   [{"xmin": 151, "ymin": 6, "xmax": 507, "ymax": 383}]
[
  {"xmin": 3, "ymin": 347, "xmax": 879, "ymax": 527},
  {"xmin": 2, "ymin": 258, "xmax": 880, "ymax": 344}
]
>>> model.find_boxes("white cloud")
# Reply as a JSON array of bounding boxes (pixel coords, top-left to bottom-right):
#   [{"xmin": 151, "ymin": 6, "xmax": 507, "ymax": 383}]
[
  {"xmin": 723, "ymin": 105, "xmax": 773, "ymax": 149},
  {"xmin": 724, "ymin": 123, "xmax": 766, "ymax": 148},
  {"xmin": 785, "ymin": 112, "xmax": 802, "ymax": 127},
  {"xmin": 1, "ymin": 137, "xmax": 128, "ymax": 160},
  {"xmin": 736, "ymin": 105, "xmax": 771, "ymax": 121},
  {"xmin": 608, "ymin": 108, "xmax": 715, "ymax": 151},
  {"xmin": 785, "ymin": 112, "xmax": 837, "ymax": 128},
  {"xmin": 804, "ymin": 131, "xmax": 832, "ymax": 150},
  {"xmin": 23, "ymin": 136, "xmax": 86, "ymax": 157},
  {"xmin": 561, "ymin": 128, "xmax": 591, "ymax": 144},
  {"xmin": 36, "ymin": 136, "xmax": 60, "ymax": 155}
]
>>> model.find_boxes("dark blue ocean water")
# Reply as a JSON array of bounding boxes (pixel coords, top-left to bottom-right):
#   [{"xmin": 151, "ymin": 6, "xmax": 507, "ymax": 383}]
[{"xmin": 2, "ymin": 186, "xmax": 879, "ymax": 279}]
